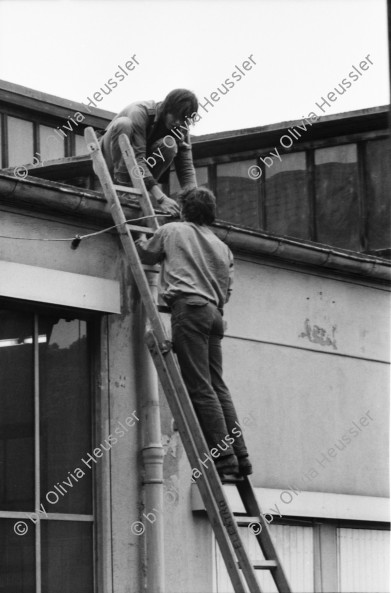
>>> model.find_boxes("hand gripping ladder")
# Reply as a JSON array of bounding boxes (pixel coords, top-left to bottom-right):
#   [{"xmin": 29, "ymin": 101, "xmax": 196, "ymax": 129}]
[{"xmin": 84, "ymin": 126, "xmax": 292, "ymax": 593}]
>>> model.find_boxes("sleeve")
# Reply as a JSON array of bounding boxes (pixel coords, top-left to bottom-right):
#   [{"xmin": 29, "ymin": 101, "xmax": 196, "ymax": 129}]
[
  {"xmin": 135, "ymin": 227, "xmax": 166, "ymax": 265},
  {"xmin": 174, "ymin": 129, "xmax": 197, "ymax": 191},
  {"xmin": 225, "ymin": 250, "xmax": 234, "ymax": 303},
  {"xmin": 128, "ymin": 107, "xmax": 159, "ymax": 191}
]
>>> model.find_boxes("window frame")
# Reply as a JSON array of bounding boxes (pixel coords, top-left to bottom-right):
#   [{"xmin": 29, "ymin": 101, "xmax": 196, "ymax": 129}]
[
  {"xmin": 0, "ymin": 298, "xmax": 105, "ymax": 593},
  {"xmin": 192, "ymin": 128, "xmax": 389, "ymax": 253}
]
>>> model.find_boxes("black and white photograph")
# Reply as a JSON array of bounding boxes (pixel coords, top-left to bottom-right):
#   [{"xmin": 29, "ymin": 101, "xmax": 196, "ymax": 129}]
[{"xmin": 0, "ymin": 1, "xmax": 389, "ymax": 592}]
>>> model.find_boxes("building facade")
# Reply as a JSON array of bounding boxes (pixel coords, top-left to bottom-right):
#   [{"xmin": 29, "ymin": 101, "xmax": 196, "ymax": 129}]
[{"xmin": 0, "ymin": 81, "xmax": 390, "ymax": 593}]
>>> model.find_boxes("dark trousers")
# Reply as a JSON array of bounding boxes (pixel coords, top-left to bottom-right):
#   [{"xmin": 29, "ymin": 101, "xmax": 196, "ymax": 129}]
[
  {"xmin": 100, "ymin": 117, "xmax": 177, "ymax": 181},
  {"xmin": 171, "ymin": 295, "xmax": 248, "ymax": 459}
]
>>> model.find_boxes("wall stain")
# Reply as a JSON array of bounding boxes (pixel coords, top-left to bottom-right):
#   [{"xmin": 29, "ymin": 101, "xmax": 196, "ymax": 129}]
[{"xmin": 299, "ymin": 318, "xmax": 337, "ymax": 350}]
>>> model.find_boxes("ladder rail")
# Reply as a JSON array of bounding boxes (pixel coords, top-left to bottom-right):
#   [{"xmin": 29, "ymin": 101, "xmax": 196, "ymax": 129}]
[
  {"xmin": 85, "ymin": 126, "xmax": 292, "ymax": 593},
  {"xmin": 84, "ymin": 126, "xmax": 261, "ymax": 593},
  {"xmin": 237, "ymin": 479, "xmax": 292, "ymax": 593}
]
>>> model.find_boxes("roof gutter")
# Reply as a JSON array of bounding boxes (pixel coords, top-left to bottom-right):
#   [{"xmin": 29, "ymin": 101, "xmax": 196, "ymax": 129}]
[
  {"xmin": 0, "ymin": 173, "xmax": 390, "ymax": 282},
  {"xmin": 213, "ymin": 222, "xmax": 391, "ymax": 283}
]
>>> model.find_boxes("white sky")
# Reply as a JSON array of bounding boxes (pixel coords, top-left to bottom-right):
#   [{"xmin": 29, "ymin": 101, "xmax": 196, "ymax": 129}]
[{"xmin": 0, "ymin": 0, "xmax": 389, "ymax": 135}]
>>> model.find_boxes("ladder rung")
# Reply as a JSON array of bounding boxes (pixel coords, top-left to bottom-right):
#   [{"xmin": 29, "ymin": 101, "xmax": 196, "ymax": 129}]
[
  {"xmin": 236, "ymin": 516, "xmax": 261, "ymax": 526},
  {"xmin": 254, "ymin": 561, "xmax": 278, "ymax": 570},
  {"xmin": 113, "ymin": 184, "xmax": 142, "ymax": 195},
  {"xmin": 126, "ymin": 224, "xmax": 154, "ymax": 235},
  {"xmin": 238, "ymin": 560, "xmax": 278, "ymax": 570}
]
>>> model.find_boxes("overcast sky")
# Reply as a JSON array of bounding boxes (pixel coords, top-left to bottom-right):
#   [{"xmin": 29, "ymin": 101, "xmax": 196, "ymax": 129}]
[{"xmin": 0, "ymin": 0, "xmax": 389, "ymax": 135}]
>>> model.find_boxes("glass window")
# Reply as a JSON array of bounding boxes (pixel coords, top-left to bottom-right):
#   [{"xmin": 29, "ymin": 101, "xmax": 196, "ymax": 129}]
[
  {"xmin": 264, "ymin": 151, "xmax": 309, "ymax": 239},
  {"xmin": 0, "ymin": 307, "xmax": 93, "ymax": 590},
  {"xmin": 39, "ymin": 125, "xmax": 65, "ymax": 162},
  {"xmin": 41, "ymin": 521, "xmax": 93, "ymax": 593},
  {"xmin": 0, "ymin": 518, "xmax": 35, "ymax": 593},
  {"xmin": 39, "ymin": 317, "xmax": 92, "ymax": 515},
  {"xmin": 170, "ymin": 166, "xmax": 209, "ymax": 194},
  {"xmin": 314, "ymin": 144, "xmax": 360, "ymax": 250},
  {"xmin": 216, "ymin": 160, "xmax": 260, "ymax": 229},
  {"xmin": 0, "ymin": 310, "xmax": 34, "ymax": 511},
  {"xmin": 74, "ymin": 134, "xmax": 87, "ymax": 156},
  {"xmin": 365, "ymin": 139, "xmax": 391, "ymax": 252},
  {"xmin": 7, "ymin": 117, "xmax": 34, "ymax": 167},
  {"xmin": 195, "ymin": 166, "xmax": 208, "ymax": 187}
]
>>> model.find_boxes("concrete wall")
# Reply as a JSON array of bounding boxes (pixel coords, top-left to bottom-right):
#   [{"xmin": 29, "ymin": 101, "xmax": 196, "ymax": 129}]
[
  {"xmin": 1, "ymin": 204, "xmax": 389, "ymax": 592},
  {"xmin": 223, "ymin": 255, "xmax": 390, "ymax": 497}
]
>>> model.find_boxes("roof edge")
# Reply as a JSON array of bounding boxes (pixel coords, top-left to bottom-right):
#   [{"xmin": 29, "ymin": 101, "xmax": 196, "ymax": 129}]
[{"xmin": 0, "ymin": 173, "xmax": 389, "ymax": 283}]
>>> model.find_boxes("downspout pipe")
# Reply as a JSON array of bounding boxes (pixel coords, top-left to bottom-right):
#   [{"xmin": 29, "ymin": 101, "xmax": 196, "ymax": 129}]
[{"xmin": 137, "ymin": 266, "xmax": 165, "ymax": 593}]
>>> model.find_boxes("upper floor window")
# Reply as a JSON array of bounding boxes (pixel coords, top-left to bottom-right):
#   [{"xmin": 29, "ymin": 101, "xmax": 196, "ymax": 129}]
[
  {"xmin": 264, "ymin": 151, "xmax": 309, "ymax": 239},
  {"xmin": 216, "ymin": 160, "xmax": 260, "ymax": 229},
  {"xmin": 314, "ymin": 144, "xmax": 360, "ymax": 251},
  {"xmin": 7, "ymin": 117, "xmax": 34, "ymax": 167}
]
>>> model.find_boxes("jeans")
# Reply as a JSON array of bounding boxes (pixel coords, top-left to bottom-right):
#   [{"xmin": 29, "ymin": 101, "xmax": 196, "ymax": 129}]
[
  {"xmin": 171, "ymin": 295, "xmax": 248, "ymax": 460},
  {"xmin": 100, "ymin": 116, "xmax": 177, "ymax": 182}
]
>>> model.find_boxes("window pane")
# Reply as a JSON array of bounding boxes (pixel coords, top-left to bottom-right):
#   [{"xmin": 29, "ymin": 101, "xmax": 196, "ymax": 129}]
[
  {"xmin": 39, "ymin": 318, "xmax": 92, "ymax": 515},
  {"xmin": 74, "ymin": 134, "xmax": 87, "ymax": 156},
  {"xmin": 0, "ymin": 310, "xmax": 34, "ymax": 511},
  {"xmin": 7, "ymin": 117, "xmax": 34, "ymax": 167},
  {"xmin": 314, "ymin": 144, "xmax": 360, "ymax": 250},
  {"xmin": 195, "ymin": 166, "xmax": 208, "ymax": 187},
  {"xmin": 0, "ymin": 519, "xmax": 35, "ymax": 593},
  {"xmin": 39, "ymin": 125, "xmax": 65, "ymax": 161},
  {"xmin": 365, "ymin": 139, "xmax": 391, "ymax": 251},
  {"xmin": 216, "ymin": 161, "xmax": 260, "ymax": 229},
  {"xmin": 41, "ymin": 521, "xmax": 93, "ymax": 593},
  {"xmin": 264, "ymin": 151, "xmax": 309, "ymax": 239}
]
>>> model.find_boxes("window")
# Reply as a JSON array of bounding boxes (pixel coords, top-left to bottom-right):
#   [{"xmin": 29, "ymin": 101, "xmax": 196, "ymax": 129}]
[
  {"xmin": 365, "ymin": 139, "xmax": 391, "ymax": 252},
  {"xmin": 39, "ymin": 125, "xmax": 65, "ymax": 162},
  {"xmin": 314, "ymin": 144, "xmax": 360, "ymax": 251},
  {"xmin": 195, "ymin": 166, "xmax": 209, "ymax": 188},
  {"xmin": 264, "ymin": 151, "xmax": 309, "ymax": 239},
  {"xmin": 216, "ymin": 160, "xmax": 260, "ymax": 229},
  {"xmin": 7, "ymin": 117, "xmax": 34, "ymax": 167},
  {"xmin": 170, "ymin": 165, "xmax": 209, "ymax": 194},
  {"xmin": 0, "ymin": 307, "xmax": 93, "ymax": 593},
  {"xmin": 74, "ymin": 134, "xmax": 87, "ymax": 156}
]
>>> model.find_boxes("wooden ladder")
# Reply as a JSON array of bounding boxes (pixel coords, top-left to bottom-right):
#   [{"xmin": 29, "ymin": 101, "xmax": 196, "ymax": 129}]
[{"xmin": 84, "ymin": 126, "xmax": 292, "ymax": 593}]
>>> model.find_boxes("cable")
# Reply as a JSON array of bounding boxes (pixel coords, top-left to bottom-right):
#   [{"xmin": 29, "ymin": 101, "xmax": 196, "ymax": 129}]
[{"xmin": 0, "ymin": 214, "xmax": 170, "ymax": 249}]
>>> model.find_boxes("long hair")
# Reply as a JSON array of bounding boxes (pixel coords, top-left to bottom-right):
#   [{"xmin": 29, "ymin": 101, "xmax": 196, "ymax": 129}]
[{"xmin": 161, "ymin": 89, "xmax": 198, "ymax": 122}]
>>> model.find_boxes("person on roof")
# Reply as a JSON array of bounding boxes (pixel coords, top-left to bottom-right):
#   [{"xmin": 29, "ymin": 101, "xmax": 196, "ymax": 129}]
[{"xmin": 100, "ymin": 88, "xmax": 199, "ymax": 217}]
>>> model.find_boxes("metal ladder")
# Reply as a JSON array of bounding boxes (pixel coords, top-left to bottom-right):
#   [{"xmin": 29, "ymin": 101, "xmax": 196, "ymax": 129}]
[{"xmin": 84, "ymin": 126, "xmax": 292, "ymax": 593}]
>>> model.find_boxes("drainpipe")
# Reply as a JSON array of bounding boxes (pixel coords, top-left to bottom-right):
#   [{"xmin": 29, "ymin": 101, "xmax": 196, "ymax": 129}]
[{"xmin": 137, "ymin": 265, "xmax": 165, "ymax": 593}]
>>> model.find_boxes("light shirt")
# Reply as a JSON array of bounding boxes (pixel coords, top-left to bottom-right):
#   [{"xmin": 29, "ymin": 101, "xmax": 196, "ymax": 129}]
[{"xmin": 136, "ymin": 221, "xmax": 234, "ymax": 309}]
